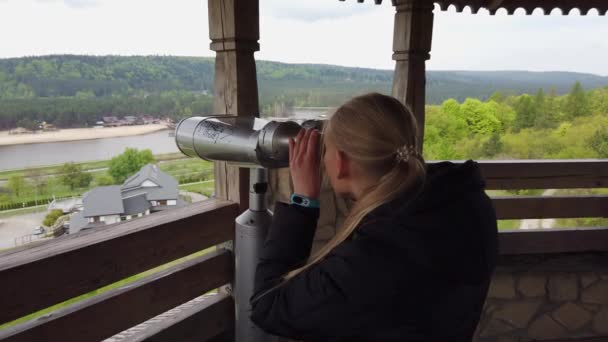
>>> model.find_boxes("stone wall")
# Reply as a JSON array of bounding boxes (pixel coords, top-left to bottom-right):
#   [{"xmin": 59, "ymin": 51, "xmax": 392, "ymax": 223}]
[{"xmin": 476, "ymin": 253, "xmax": 608, "ymax": 341}]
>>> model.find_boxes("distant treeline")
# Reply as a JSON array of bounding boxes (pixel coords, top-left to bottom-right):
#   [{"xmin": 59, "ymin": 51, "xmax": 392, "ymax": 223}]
[
  {"xmin": 1, "ymin": 55, "xmax": 608, "ymax": 129},
  {"xmin": 0, "ymin": 92, "xmax": 213, "ymax": 130}
]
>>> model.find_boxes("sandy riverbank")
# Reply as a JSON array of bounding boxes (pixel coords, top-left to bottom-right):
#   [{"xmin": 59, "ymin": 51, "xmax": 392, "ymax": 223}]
[{"xmin": 0, "ymin": 124, "xmax": 169, "ymax": 147}]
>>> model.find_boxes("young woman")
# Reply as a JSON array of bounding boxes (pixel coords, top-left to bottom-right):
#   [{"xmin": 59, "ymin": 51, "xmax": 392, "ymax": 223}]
[{"xmin": 251, "ymin": 93, "xmax": 498, "ymax": 341}]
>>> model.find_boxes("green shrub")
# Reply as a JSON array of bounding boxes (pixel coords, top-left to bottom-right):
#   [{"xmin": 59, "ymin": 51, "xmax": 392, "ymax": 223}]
[{"xmin": 43, "ymin": 209, "xmax": 64, "ymax": 227}]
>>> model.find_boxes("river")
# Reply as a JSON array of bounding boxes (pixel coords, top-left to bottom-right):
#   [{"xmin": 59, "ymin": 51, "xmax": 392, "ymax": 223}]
[
  {"xmin": 0, "ymin": 130, "xmax": 179, "ymax": 171},
  {"xmin": 0, "ymin": 109, "xmax": 329, "ymax": 171}
]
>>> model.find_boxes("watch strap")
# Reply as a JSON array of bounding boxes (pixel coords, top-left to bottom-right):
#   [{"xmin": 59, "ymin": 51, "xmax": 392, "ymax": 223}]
[{"xmin": 290, "ymin": 193, "xmax": 320, "ymax": 209}]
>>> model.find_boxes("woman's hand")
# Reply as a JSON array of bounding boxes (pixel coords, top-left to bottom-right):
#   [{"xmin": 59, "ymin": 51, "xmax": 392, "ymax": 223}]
[{"xmin": 289, "ymin": 128, "xmax": 321, "ymax": 200}]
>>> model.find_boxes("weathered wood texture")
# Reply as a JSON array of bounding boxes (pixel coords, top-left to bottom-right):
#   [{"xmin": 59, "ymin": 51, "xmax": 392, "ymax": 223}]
[
  {"xmin": 208, "ymin": 0, "xmax": 260, "ymax": 209},
  {"xmin": 474, "ymin": 159, "xmax": 608, "ymax": 189},
  {"xmin": 342, "ymin": 0, "xmax": 608, "ymax": 15},
  {"xmin": 391, "ymin": 0, "xmax": 434, "ymax": 151},
  {"xmin": 0, "ymin": 199, "xmax": 238, "ymax": 325},
  {"xmin": 493, "ymin": 195, "xmax": 608, "ymax": 220},
  {"xmin": 117, "ymin": 294, "xmax": 234, "ymax": 342},
  {"xmin": 0, "ymin": 250, "xmax": 233, "ymax": 342},
  {"xmin": 499, "ymin": 228, "xmax": 608, "ymax": 255}
]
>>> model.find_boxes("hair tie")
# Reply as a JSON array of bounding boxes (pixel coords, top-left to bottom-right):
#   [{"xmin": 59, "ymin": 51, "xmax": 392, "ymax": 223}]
[{"xmin": 395, "ymin": 144, "xmax": 417, "ymax": 163}]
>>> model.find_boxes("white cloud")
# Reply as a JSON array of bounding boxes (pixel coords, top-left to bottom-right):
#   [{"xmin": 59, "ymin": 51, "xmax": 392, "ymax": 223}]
[
  {"xmin": 429, "ymin": 8, "xmax": 608, "ymax": 75},
  {"xmin": 258, "ymin": 3, "xmax": 394, "ymax": 69},
  {"xmin": 261, "ymin": 0, "xmax": 375, "ymax": 22},
  {"xmin": 0, "ymin": 0, "xmax": 607, "ymax": 75},
  {"xmin": 34, "ymin": 0, "xmax": 100, "ymax": 9}
]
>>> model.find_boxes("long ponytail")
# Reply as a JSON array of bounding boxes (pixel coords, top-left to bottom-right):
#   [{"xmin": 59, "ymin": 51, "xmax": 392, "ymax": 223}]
[{"xmin": 255, "ymin": 93, "xmax": 427, "ymax": 300}]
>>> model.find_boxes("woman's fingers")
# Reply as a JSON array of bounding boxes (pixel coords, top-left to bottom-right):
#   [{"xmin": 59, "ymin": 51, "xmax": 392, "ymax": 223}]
[
  {"xmin": 291, "ymin": 128, "xmax": 320, "ymax": 165},
  {"xmin": 307, "ymin": 130, "xmax": 319, "ymax": 162},
  {"xmin": 289, "ymin": 128, "xmax": 321, "ymax": 199},
  {"xmin": 292, "ymin": 128, "xmax": 305, "ymax": 161},
  {"xmin": 288, "ymin": 137, "xmax": 294, "ymax": 164},
  {"xmin": 299, "ymin": 128, "xmax": 312, "ymax": 158}
]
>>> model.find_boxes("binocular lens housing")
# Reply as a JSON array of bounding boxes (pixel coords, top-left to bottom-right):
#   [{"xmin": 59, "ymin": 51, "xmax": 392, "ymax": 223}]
[{"xmin": 175, "ymin": 116, "xmax": 324, "ymax": 168}]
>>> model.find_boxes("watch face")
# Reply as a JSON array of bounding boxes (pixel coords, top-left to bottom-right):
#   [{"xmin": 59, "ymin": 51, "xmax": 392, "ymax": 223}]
[{"xmin": 293, "ymin": 196, "xmax": 303, "ymax": 204}]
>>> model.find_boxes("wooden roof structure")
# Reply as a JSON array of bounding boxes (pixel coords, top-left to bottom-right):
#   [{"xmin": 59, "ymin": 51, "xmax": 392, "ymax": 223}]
[
  {"xmin": 342, "ymin": 0, "xmax": 608, "ymax": 15},
  {"xmin": 1, "ymin": 2, "xmax": 608, "ymax": 342}
]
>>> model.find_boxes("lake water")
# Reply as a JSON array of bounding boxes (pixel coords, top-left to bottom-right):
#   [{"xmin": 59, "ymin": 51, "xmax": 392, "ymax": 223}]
[
  {"xmin": 0, "ymin": 130, "xmax": 179, "ymax": 171},
  {"xmin": 0, "ymin": 109, "xmax": 329, "ymax": 171}
]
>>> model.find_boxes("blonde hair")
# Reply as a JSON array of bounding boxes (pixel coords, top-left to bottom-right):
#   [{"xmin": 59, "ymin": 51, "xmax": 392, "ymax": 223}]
[
  {"xmin": 253, "ymin": 93, "xmax": 426, "ymax": 302},
  {"xmin": 285, "ymin": 92, "xmax": 426, "ymax": 280}
]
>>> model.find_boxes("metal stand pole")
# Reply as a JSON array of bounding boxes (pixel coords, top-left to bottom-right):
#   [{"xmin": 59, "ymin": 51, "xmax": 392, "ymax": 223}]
[{"xmin": 234, "ymin": 168, "xmax": 279, "ymax": 342}]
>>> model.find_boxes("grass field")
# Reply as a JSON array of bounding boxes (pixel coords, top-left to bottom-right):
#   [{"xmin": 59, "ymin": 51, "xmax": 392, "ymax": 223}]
[
  {"xmin": 0, "ymin": 152, "xmax": 187, "ymax": 181},
  {"xmin": 1, "ymin": 155, "xmax": 214, "ymax": 211},
  {"xmin": 179, "ymin": 180, "xmax": 215, "ymax": 197}
]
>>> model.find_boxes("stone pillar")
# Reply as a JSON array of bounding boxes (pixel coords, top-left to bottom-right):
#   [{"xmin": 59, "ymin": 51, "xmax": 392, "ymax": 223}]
[
  {"xmin": 391, "ymin": 0, "xmax": 434, "ymax": 152},
  {"xmin": 208, "ymin": 0, "xmax": 260, "ymax": 210}
]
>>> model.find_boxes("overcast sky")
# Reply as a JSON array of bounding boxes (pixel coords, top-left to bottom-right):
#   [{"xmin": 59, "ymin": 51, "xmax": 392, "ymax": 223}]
[{"xmin": 1, "ymin": 0, "xmax": 607, "ymax": 75}]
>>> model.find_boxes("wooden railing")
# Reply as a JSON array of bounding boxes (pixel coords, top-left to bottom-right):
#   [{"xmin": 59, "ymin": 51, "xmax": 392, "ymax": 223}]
[
  {"xmin": 0, "ymin": 199, "xmax": 238, "ymax": 342},
  {"xmin": 482, "ymin": 159, "xmax": 607, "ymax": 220},
  {"xmin": 477, "ymin": 159, "xmax": 608, "ymax": 255},
  {"xmin": 0, "ymin": 160, "xmax": 606, "ymax": 341}
]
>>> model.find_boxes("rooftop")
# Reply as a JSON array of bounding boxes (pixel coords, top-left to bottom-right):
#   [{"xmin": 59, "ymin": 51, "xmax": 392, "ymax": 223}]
[{"xmin": 82, "ymin": 186, "xmax": 124, "ymax": 217}]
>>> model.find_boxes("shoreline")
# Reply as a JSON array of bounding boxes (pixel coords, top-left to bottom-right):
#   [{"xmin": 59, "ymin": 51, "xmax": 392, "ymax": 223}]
[{"xmin": 0, "ymin": 124, "xmax": 169, "ymax": 147}]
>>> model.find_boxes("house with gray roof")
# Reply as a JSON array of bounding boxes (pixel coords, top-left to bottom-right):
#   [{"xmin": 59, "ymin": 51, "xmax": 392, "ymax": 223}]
[
  {"xmin": 69, "ymin": 164, "xmax": 183, "ymax": 234},
  {"xmin": 121, "ymin": 164, "xmax": 180, "ymax": 210}
]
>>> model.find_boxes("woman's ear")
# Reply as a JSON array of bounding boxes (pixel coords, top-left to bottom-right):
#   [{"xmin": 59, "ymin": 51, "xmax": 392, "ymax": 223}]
[{"xmin": 336, "ymin": 150, "xmax": 350, "ymax": 179}]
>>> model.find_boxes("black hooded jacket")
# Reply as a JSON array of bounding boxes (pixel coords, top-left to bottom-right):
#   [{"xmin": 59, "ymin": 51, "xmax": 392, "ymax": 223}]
[{"xmin": 251, "ymin": 160, "xmax": 498, "ymax": 341}]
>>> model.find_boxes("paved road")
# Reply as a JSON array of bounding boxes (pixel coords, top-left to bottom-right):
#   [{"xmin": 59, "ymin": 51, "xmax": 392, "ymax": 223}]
[
  {"xmin": 519, "ymin": 189, "xmax": 557, "ymax": 229},
  {"xmin": 0, "ymin": 209, "xmax": 48, "ymax": 250}
]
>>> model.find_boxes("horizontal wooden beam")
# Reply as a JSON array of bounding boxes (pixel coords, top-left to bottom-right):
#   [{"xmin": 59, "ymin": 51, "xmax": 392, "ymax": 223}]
[
  {"xmin": 115, "ymin": 294, "xmax": 234, "ymax": 342},
  {"xmin": 0, "ymin": 199, "xmax": 238, "ymax": 325},
  {"xmin": 499, "ymin": 228, "xmax": 608, "ymax": 255},
  {"xmin": 0, "ymin": 250, "xmax": 233, "ymax": 342},
  {"xmin": 493, "ymin": 195, "xmax": 608, "ymax": 219},
  {"xmin": 472, "ymin": 159, "xmax": 608, "ymax": 190}
]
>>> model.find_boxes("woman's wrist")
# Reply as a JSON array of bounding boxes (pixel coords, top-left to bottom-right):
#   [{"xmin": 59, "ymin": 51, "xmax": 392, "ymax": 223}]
[
  {"xmin": 292, "ymin": 186, "xmax": 320, "ymax": 201},
  {"xmin": 290, "ymin": 193, "xmax": 320, "ymax": 208}
]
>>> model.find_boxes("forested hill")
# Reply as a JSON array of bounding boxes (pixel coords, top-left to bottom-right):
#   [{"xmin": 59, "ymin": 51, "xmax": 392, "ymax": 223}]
[{"xmin": 1, "ymin": 55, "xmax": 607, "ymax": 104}]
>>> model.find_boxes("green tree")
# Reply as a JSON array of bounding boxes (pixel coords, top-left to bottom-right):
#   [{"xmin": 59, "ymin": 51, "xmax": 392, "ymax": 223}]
[
  {"xmin": 423, "ymin": 106, "xmax": 466, "ymax": 160},
  {"xmin": 587, "ymin": 128, "xmax": 608, "ymax": 158},
  {"xmin": 481, "ymin": 132, "xmax": 503, "ymax": 157},
  {"xmin": 533, "ymin": 88, "xmax": 557, "ymax": 129},
  {"xmin": 27, "ymin": 169, "xmax": 47, "ymax": 196},
  {"xmin": 16, "ymin": 118, "xmax": 38, "ymax": 130},
  {"xmin": 7, "ymin": 175, "xmax": 27, "ymax": 198},
  {"xmin": 488, "ymin": 91, "xmax": 505, "ymax": 103},
  {"xmin": 95, "ymin": 174, "xmax": 115, "ymax": 186},
  {"xmin": 589, "ymin": 87, "xmax": 608, "ymax": 116},
  {"xmin": 108, "ymin": 148, "xmax": 156, "ymax": 184},
  {"xmin": 565, "ymin": 81, "xmax": 589, "ymax": 119},
  {"xmin": 43, "ymin": 209, "xmax": 64, "ymax": 227},
  {"xmin": 59, "ymin": 162, "xmax": 93, "ymax": 191},
  {"xmin": 460, "ymin": 98, "xmax": 501, "ymax": 135},
  {"xmin": 513, "ymin": 94, "xmax": 536, "ymax": 131},
  {"xmin": 441, "ymin": 98, "xmax": 461, "ymax": 118}
]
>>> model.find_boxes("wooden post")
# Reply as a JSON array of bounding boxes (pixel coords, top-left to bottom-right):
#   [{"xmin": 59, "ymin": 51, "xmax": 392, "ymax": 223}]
[
  {"xmin": 391, "ymin": 0, "xmax": 434, "ymax": 152},
  {"xmin": 208, "ymin": 0, "xmax": 260, "ymax": 210}
]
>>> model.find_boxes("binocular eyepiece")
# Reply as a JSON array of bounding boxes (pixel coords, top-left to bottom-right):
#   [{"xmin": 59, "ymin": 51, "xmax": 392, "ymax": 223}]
[{"xmin": 175, "ymin": 116, "xmax": 324, "ymax": 168}]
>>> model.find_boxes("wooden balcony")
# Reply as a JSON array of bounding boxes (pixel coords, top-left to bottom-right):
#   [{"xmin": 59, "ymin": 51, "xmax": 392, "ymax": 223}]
[{"xmin": 0, "ymin": 160, "xmax": 607, "ymax": 342}]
